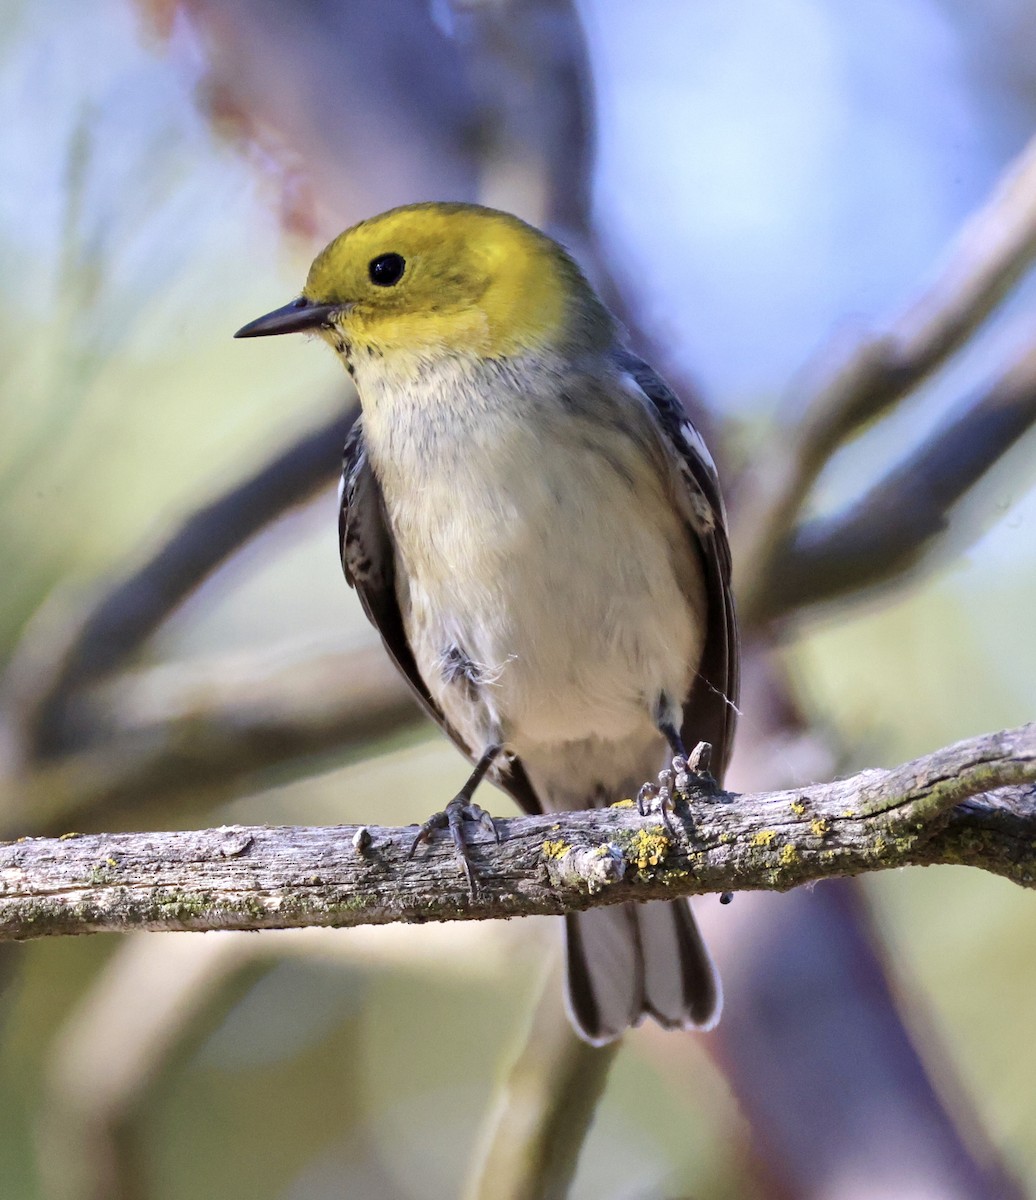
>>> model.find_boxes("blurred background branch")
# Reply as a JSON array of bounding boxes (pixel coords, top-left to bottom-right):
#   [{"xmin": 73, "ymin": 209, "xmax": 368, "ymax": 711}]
[
  {"xmin": 9, "ymin": 405, "xmax": 357, "ymax": 761},
  {"xmin": 464, "ymin": 960, "xmax": 618, "ymax": 1200},
  {"xmin": 734, "ymin": 129, "xmax": 1036, "ymax": 628},
  {"xmin": 760, "ymin": 332, "xmax": 1036, "ymax": 619},
  {"xmin": 39, "ymin": 933, "xmax": 271, "ymax": 1200},
  {"xmin": 0, "ymin": 642, "xmax": 419, "ymax": 837}
]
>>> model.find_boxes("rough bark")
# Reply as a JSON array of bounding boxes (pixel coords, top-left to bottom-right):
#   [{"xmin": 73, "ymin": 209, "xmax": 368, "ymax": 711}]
[{"xmin": 1, "ymin": 724, "xmax": 1031, "ymax": 941}]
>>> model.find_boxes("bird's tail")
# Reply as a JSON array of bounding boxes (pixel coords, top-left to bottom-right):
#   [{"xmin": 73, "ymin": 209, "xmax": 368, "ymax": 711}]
[{"xmin": 563, "ymin": 899, "xmax": 721, "ymax": 1045}]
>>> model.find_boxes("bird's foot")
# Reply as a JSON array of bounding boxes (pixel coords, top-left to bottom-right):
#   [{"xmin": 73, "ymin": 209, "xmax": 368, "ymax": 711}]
[
  {"xmin": 409, "ymin": 795, "xmax": 499, "ymax": 896},
  {"xmin": 638, "ymin": 741, "xmax": 720, "ymax": 835},
  {"xmin": 673, "ymin": 741, "xmax": 719, "ymax": 800},
  {"xmin": 637, "ymin": 771, "xmax": 679, "ymax": 837}
]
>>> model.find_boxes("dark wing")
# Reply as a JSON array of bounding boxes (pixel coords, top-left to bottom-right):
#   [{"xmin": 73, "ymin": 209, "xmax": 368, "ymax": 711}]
[
  {"xmin": 614, "ymin": 350, "xmax": 740, "ymax": 782},
  {"xmin": 339, "ymin": 419, "xmax": 542, "ymax": 813}
]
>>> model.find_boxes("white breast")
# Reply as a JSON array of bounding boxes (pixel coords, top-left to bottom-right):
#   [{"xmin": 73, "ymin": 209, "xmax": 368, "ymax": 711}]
[{"xmin": 356, "ymin": 352, "xmax": 705, "ymax": 768}]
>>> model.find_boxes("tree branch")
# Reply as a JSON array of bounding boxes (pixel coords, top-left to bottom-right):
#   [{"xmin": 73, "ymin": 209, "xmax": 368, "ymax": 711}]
[
  {"xmin": 759, "ymin": 333, "xmax": 1036, "ymax": 620},
  {"xmin": 0, "ymin": 642, "xmax": 421, "ymax": 838},
  {"xmin": 736, "ymin": 130, "xmax": 1036, "ymax": 626},
  {"xmin": 1, "ymin": 723, "xmax": 1032, "ymax": 941},
  {"xmin": 464, "ymin": 959, "xmax": 618, "ymax": 1200},
  {"xmin": 11, "ymin": 405, "xmax": 355, "ymax": 759}
]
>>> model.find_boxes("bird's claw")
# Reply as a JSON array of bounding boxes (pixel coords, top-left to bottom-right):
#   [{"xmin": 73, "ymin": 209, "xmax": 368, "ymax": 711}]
[
  {"xmin": 636, "ymin": 781, "xmax": 657, "ymax": 816},
  {"xmin": 638, "ymin": 741, "xmax": 720, "ymax": 833},
  {"xmin": 410, "ymin": 796, "xmax": 499, "ymax": 896},
  {"xmin": 637, "ymin": 773, "xmax": 678, "ymax": 837},
  {"xmin": 673, "ymin": 741, "xmax": 720, "ymax": 800}
]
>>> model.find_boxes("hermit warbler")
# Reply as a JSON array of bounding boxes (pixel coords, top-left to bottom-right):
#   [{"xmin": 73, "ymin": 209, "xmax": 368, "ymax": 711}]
[{"xmin": 236, "ymin": 202, "xmax": 739, "ymax": 1044}]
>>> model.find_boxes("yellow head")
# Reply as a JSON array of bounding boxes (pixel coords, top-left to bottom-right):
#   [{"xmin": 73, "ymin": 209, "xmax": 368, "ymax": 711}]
[{"xmin": 235, "ymin": 202, "xmax": 614, "ymax": 360}]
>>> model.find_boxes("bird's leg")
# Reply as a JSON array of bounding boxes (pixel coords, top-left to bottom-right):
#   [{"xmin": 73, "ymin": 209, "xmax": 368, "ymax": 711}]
[
  {"xmin": 637, "ymin": 700, "xmax": 681, "ymax": 830},
  {"xmin": 658, "ymin": 719, "xmax": 688, "ymax": 764},
  {"xmin": 649, "ymin": 715, "xmax": 719, "ymax": 833},
  {"xmin": 409, "ymin": 743, "xmax": 502, "ymax": 895}
]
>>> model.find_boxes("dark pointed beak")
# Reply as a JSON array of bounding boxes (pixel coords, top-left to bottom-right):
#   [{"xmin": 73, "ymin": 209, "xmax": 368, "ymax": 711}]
[{"xmin": 234, "ymin": 297, "xmax": 342, "ymax": 338}]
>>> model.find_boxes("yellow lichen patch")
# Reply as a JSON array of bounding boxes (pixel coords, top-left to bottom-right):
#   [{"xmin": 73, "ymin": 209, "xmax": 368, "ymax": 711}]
[
  {"xmin": 790, "ymin": 799, "xmax": 807, "ymax": 816},
  {"xmin": 58, "ymin": 832, "xmax": 81, "ymax": 840},
  {"xmin": 609, "ymin": 798, "xmax": 635, "ymax": 809},
  {"xmin": 629, "ymin": 827, "xmax": 670, "ymax": 870},
  {"xmin": 751, "ymin": 829, "xmax": 779, "ymax": 849},
  {"xmin": 873, "ymin": 836, "xmax": 887, "ymax": 856},
  {"xmin": 778, "ymin": 843, "xmax": 798, "ymax": 867},
  {"xmin": 810, "ymin": 817, "xmax": 830, "ymax": 838},
  {"xmin": 542, "ymin": 839, "xmax": 570, "ymax": 860}
]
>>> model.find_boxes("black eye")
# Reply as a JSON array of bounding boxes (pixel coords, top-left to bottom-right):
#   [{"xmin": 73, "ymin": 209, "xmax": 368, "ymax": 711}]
[{"xmin": 368, "ymin": 253, "xmax": 406, "ymax": 287}]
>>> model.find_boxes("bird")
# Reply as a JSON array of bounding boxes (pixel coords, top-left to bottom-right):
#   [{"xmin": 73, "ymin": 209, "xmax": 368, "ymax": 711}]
[{"xmin": 235, "ymin": 202, "xmax": 739, "ymax": 1044}]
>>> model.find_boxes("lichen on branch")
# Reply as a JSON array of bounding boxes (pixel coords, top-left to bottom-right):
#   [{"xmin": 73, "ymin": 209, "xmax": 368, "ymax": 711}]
[{"xmin": 0, "ymin": 723, "xmax": 1033, "ymax": 942}]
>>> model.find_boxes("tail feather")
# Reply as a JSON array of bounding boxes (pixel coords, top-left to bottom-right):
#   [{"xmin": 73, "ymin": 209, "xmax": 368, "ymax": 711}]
[{"xmin": 564, "ymin": 900, "xmax": 721, "ymax": 1045}]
